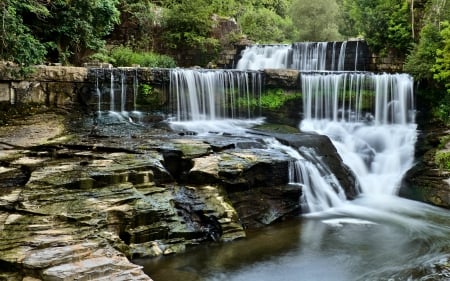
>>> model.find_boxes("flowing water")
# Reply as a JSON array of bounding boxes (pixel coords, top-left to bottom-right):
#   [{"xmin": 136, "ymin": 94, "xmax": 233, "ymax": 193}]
[
  {"xmin": 136, "ymin": 64, "xmax": 450, "ymax": 280},
  {"xmin": 102, "ymin": 46, "xmax": 450, "ymax": 280},
  {"xmin": 236, "ymin": 41, "xmax": 362, "ymax": 71}
]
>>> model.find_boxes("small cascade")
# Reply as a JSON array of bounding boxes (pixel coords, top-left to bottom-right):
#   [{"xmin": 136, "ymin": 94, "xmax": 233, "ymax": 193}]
[
  {"xmin": 169, "ymin": 69, "xmax": 263, "ymax": 122},
  {"xmin": 92, "ymin": 68, "xmax": 141, "ymax": 123},
  {"xmin": 354, "ymin": 41, "xmax": 359, "ymax": 71},
  {"xmin": 264, "ymin": 138, "xmax": 347, "ymax": 213},
  {"xmin": 110, "ymin": 70, "xmax": 115, "ymax": 112},
  {"xmin": 236, "ymin": 41, "xmax": 366, "ymax": 71},
  {"xmin": 337, "ymin": 41, "xmax": 347, "ymax": 71},
  {"xmin": 95, "ymin": 70, "xmax": 102, "ymax": 117},
  {"xmin": 120, "ymin": 71, "xmax": 127, "ymax": 113}
]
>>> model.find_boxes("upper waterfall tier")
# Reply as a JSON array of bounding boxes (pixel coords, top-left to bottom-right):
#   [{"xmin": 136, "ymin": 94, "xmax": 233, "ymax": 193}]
[{"xmin": 236, "ymin": 41, "xmax": 369, "ymax": 72}]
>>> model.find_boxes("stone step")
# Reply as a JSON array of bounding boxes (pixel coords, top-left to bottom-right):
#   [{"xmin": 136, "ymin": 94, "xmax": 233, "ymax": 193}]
[
  {"xmin": 42, "ymin": 256, "xmax": 150, "ymax": 281},
  {"xmin": 23, "ymin": 242, "xmax": 97, "ymax": 269}
]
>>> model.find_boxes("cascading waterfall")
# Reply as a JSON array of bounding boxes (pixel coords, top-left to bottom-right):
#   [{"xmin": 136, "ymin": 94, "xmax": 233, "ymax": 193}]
[
  {"xmin": 299, "ymin": 72, "xmax": 417, "ymax": 212},
  {"xmin": 236, "ymin": 41, "xmax": 360, "ymax": 71},
  {"xmin": 168, "ymin": 69, "xmax": 264, "ymax": 133},
  {"xmin": 141, "ymin": 43, "xmax": 450, "ymax": 281},
  {"xmin": 265, "ymin": 138, "xmax": 347, "ymax": 213}
]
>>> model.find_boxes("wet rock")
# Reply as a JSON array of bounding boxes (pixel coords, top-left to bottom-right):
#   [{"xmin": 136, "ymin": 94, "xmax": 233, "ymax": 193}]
[
  {"xmin": 400, "ymin": 125, "xmax": 450, "ymax": 208},
  {"xmin": 252, "ymin": 131, "xmax": 360, "ymax": 199},
  {"xmin": 264, "ymin": 69, "xmax": 300, "ymax": 89},
  {"xmin": 0, "ymin": 110, "xmax": 364, "ymax": 280}
]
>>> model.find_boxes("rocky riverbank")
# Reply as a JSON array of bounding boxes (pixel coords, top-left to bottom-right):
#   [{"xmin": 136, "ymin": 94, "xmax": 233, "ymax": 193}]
[{"xmin": 0, "ymin": 108, "xmax": 358, "ymax": 280}]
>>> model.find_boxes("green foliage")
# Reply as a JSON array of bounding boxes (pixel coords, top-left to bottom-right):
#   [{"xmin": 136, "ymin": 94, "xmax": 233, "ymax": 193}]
[
  {"xmin": 344, "ymin": 0, "xmax": 412, "ymax": 54},
  {"xmin": 432, "ymin": 93, "xmax": 450, "ymax": 124},
  {"xmin": 433, "ymin": 21, "xmax": 450, "ymax": 94},
  {"xmin": 137, "ymin": 83, "xmax": 162, "ymax": 109},
  {"xmin": 139, "ymin": 84, "xmax": 153, "ymax": 97},
  {"xmin": 260, "ymin": 89, "xmax": 302, "ymax": 110},
  {"xmin": 30, "ymin": 0, "xmax": 120, "ymax": 65},
  {"xmin": 435, "ymin": 150, "xmax": 450, "ymax": 171},
  {"xmin": 404, "ymin": 23, "xmax": 443, "ymax": 81},
  {"xmin": 239, "ymin": 7, "xmax": 296, "ymax": 43},
  {"xmin": 162, "ymin": 0, "xmax": 219, "ymax": 51},
  {"xmin": 290, "ymin": 0, "xmax": 343, "ymax": 41},
  {"xmin": 387, "ymin": 1, "xmax": 412, "ymax": 53},
  {"xmin": 90, "ymin": 46, "xmax": 176, "ymax": 68},
  {"xmin": 239, "ymin": 88, "xmax": 302, "ymax": 110},
  {"xmin": 0, "ymin": 0, "xmax": 47, "ymax": 66},
  {"xmin": 119, "ymin": 0, "xmax": 159, "ymax": 51}
]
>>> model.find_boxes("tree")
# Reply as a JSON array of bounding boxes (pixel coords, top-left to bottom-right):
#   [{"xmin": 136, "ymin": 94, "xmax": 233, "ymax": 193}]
[
  {"xmin": 289, "ymin": 0, "xmax": 343, "ymax": 41},
  {"xmin": 433, "ymin": 21, "xmax": 450, "ymax": 93},
  {"xmin": 0, "ymin": 0, "xmax": 47, "ymax": 66},
  {"xmin": 344, "ymin": 0, "xmax": 412, "ymax": 54},
  {"xmin": 116, "ymin": 0, "xmax": 160, "ymax": 51},
  {"xmin": 28, "ymin": 0, "xmax": 120, "ymax": 65},
  {"xmin": 404, "ymin": 23, "xmax": 443, "ymax": 81},
  {"xmin": 162, "ymin": 0, "xmax": 218, "ymax": 51},
  {"xmin": 239, "ymin": 6, "xmax": 296, "ymax": 43}
]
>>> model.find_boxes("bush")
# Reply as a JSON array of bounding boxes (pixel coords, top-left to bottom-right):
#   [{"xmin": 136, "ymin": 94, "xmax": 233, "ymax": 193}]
[{"xmin": 89, "ymin": 46, "xmax": 176, "ymax": 68}]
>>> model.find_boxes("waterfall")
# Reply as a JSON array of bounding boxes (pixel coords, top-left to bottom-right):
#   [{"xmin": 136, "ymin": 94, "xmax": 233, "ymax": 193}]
[
  {"xmin": 120, "ymin": 71, "xmax": 127, "ymax": 113},
  {"xmin": 168, "ymin": 69, "xmax": 264, "ymax": 133},
  {"xmin": 95, "ymin": 70, "xmax": 102, "ymax": 117},
  {"xmin": 300, "ymin": 72, "xmax": 415, "ymax": 124},
  {"xmin": 265, "ymin": 138, "xmax": 347, "ymax": 213},
  {"xmin": 236, "ymin": 41, "xmax": 360, "ymax": 71},
  {"xmin": 110, "ymin": 70, "xmax": 115, "ymax": 112},
  {"xmin": 300, "ymin": 72, "xmax": 417, "ymax": 207},
  {"xmin": 290, "ymin": 42, "xmax": 328, "ymax": 71},
  {"xmin": 235, "ymin": 45, "xmax": 291, "ymax": 70},
  {"xmin": 91, "ymin": 68, "xmax": 141, "ymax": 123},
  {"xmin": 337, "ymin": 41, "xmax": 347, "ymax": 71}
]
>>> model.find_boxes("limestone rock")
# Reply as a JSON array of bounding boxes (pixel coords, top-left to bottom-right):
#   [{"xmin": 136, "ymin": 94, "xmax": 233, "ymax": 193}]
[{"xmin": 264, "ymin": 69, "xmax": 300, "ymax": 89}]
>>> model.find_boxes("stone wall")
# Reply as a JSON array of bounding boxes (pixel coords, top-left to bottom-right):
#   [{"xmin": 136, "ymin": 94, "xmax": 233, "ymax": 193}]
[
  {"xmin": 369, "ymin": 54, "xmax": 405, "ymax": 72},
  {"xmin": 0, "ymin": 65, "xmax": 90, "ymax": 107},
  {"xmin": 0, "ymin": 65, "xmax": 302, "ymax": 110}
]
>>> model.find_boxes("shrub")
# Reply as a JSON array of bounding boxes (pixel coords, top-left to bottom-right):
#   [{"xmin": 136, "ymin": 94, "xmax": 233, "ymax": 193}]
[{"xmin": 89, "ymin": 46, "xmax": 176, "ymax": 68}]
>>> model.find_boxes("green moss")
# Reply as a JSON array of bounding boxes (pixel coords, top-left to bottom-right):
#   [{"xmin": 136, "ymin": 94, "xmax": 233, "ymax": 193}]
[
  {"xmin": 238, "ymin": 88, "xmax": 302, "ymax": 111},
  {"xmin": 136, "ymin": 84, "xmax": 163, "ymax": 110},
  {"xmin": 438, "ymin": 135, "xmax": 450, "ymax": 149}
]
